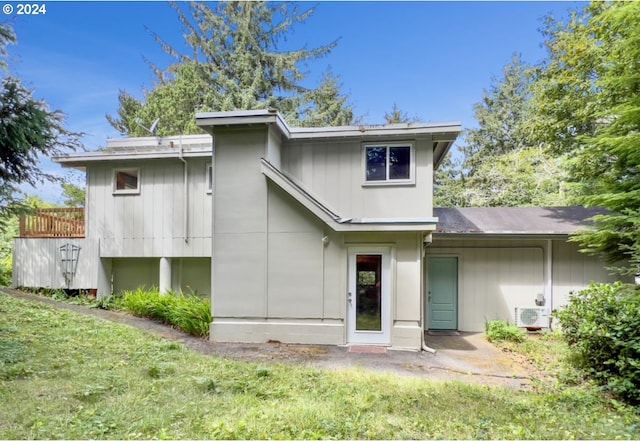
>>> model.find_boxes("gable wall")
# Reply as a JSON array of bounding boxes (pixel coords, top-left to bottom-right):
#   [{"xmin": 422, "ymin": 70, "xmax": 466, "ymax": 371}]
[
  {"xmin": 281, "ymin": 139, "xmax": 434, "ymax": 219},
  {"xmin": 86, "ymin": 157, "xmax": 212, "ymax": 258}
]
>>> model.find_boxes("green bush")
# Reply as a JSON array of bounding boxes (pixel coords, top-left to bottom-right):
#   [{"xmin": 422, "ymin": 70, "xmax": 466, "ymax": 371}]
[
  {"xmin": 553, "ymin": 282, "xmax": 640, "ymax": 404},
  {"xmin": 119, "ymin": 287, "xmax": 212, "ymax": 337},
  {"xmin": 485, "ymin": 320, "xmax": 526, "ymax": 343}
]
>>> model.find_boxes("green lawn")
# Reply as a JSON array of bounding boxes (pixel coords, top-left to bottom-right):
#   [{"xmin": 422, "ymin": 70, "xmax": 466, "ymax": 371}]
[{"xmin": 1, "ymin": 293, "xmax": 639, "ymax": 440}]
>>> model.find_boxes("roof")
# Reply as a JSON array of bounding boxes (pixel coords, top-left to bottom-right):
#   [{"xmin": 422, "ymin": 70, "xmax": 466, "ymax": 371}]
[
  {"xmin": 54, "ymin": 110, "xmax": 460, "ymax": 170},
  {"xmin": 196, "ymin": 109, "xmax": 461, "ymax": 169},
  {"xmin": 434, "ymin": 207, "xmax": 608, "ymax": 236},
  {"xmin": 54, "ymin": 134, "xmax": 212, "ymax": 169}
]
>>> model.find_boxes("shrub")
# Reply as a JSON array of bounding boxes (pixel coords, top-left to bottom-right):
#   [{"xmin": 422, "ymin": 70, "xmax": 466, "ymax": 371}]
[
  {"xmin": 485, "ymin": 320, "xmax": 526, "ymax": 343},
  {"xmin": 553, "ymin": 282, "xmax": 640, "ymax": 404},
  {"xmin": 119, "ymin": 287, "xmax": 212, "ymax": 337}
]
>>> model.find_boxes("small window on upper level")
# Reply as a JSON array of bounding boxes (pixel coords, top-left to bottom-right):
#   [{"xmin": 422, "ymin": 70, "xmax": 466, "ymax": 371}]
[
  {"xmin": 206, "ymin": 163, "xmax": 213, "ymax": 193},
  {"xmin": 113, "ymin": 168, "xmax": 140, "ymax": 194},
  {"xmin": 363, "ymin": 144, "xmax": 414, "ymax": 184}
]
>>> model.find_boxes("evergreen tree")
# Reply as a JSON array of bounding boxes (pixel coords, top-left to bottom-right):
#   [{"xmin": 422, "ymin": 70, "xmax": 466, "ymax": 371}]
[
  {"xmin": 438, "ymin": 54, "xmax": 569, "ymax": 207},
  {"xmin": 297, "ymin": 68, "xmax": 356, "ymax": 127},
  {"xmin": 462, "ymin": 54, "xmax": 534, "ymax": 175},
  {"xmin": 107, "ymin": 1, "xmax": 350, "ymax": 135},
  {"xmin": 0, "ymin": 24, "xmax": 82, "ymax": 220},
  {"xmin": 560, "ymin": 2, "xmax": 640, "ymax": 274},
  {"xmin": 384, "ymin": 103, "xmax": 419, "ymax": 124}
]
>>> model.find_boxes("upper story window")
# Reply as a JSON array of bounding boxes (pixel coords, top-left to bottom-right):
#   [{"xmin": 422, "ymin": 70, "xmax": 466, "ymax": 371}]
[
  {"xmin": 206, "ymin": 163, "xmax": 213, "ymax": 193},
  {"xmin": 364, "ymin": 143, "xmax": 414, "ymax": 184},
  {"xmin": 113, "ymin": 168, "xmax": 140, "ymax": 194}
]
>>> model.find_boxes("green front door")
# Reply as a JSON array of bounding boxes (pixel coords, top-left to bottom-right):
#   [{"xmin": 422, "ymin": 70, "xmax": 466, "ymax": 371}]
[{"xmin": 428, "ymin": 257, "xmax": 458, "ymax": 330}]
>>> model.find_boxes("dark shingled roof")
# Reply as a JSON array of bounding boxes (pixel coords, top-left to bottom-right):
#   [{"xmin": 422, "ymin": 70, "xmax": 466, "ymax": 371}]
[{"xmin": 434, "ymin": 207, "xmax": 608, "ymax": 235}]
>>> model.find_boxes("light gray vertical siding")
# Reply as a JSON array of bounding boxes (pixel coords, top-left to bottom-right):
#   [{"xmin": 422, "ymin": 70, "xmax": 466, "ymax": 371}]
[
  {"xmin": 428, "ymin": 237, "xmax": 623, "ymax": 332},
  {"xmin": 212, "ymin": 128, "xmax": 268, "ymax": 318},
  {"xmin": 266, "ymin": 183, "xmax": 324, "ymax": 318},
  {"xmin": 13, "ymin": 238, "xmax": 99, "ymax": 289},
  {"xmin": 281, "ymin": 139, "xmax": 434, "ymax": 219},
  {"xmin": 86, "ymin": 157, "xmax": 212, "ymax": 258},
  {"xmin": 428, "ymin": 244, "xmax": 544, "ymax": 332},
  {"xmin": 552, "ymin": 240, "xmax": 619, "ymax": 307}
]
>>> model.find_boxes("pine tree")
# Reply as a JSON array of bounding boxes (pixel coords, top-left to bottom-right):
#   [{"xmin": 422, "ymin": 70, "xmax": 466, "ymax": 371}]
[
  {"xmin": 564, "ymin": 2, "xmax": 640, "ymax": 274},
  {"xmin": 107, "ymin": 1, "xmax": 350, "ymax": 135}
]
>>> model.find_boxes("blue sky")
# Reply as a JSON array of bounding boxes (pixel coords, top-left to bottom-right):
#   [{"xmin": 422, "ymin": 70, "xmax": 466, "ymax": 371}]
[{"xmin": 3, "ymin": 1, "xmax": 585, "ymax": 203}]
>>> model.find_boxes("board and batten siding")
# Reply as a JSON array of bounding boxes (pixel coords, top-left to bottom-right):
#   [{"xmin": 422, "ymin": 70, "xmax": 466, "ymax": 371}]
[
  {"xmin": 13, "ymin": 238, "xmax": 99, "ymax": 289},
  {"xmin": 552, "ymin": 239, "xmax": 619, "ymax": 307},
  {"xmin": 280, "ymin": 139, "xmax": 434, "ymax": 219},
  {"xmin": 427, "ymin": 238, "xmax": 621, "ymax": 332},
  {"xmin": 210, "ymin": 128, "xmax": 345, "ymax": 344},
  {"xmin": 86, "ymin": 157, "xmax": 212, "ymax": 258},
  {"xmin": 427, "ymin": 245, "xmax": 544, "ymax": 332}
]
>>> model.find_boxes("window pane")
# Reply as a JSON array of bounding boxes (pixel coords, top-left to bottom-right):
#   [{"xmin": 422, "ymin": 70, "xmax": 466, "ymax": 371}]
[
  {"xmin": 366, "ymin": 147, "xmax": 387, "ymax": 181},
  {"xmin": 389, "ymin": 146, "xmax": 411, "ymax": 180},
  {"xmin": 356, "ymin": 254, "xmax": 382, "ymax": 331},
  {"xmin": 115, "ymin": 169, "xmax": 138, "ymax": 191}
]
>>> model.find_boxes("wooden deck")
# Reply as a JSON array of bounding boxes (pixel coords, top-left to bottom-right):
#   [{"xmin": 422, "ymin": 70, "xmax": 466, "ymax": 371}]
[{"xmin": 19, "ymin": 208, "xmax": 85, "ymax": 238}]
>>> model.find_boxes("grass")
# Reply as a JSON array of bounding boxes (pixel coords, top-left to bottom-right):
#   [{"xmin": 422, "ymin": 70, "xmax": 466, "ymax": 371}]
[
  {"xmin": 19, "ymin": 286, "xmax": 212, "ymax": 337},
  {"xmin": 1, "ymin": 293, "xmax": 640, "ymax": 439},
  {"xmin": 114, "ymin": 287, "xmax": 212, "ymax": 337}
]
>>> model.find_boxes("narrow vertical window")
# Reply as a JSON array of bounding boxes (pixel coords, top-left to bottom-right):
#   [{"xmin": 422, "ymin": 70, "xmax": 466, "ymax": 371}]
[
  {"xmin": 206, "ymin": 164, "xmax": 213, "ymax": 193},
  {"xmin": 356, "ymin": 254, "xmax": 382, "ymax": 331},
  {"xmin": 389, "ymin": 146, "xmax": 411, "ymax": 180},
  {"xmin": 365, "ymin": 146, "xmax": 387, "ymax": 181}
]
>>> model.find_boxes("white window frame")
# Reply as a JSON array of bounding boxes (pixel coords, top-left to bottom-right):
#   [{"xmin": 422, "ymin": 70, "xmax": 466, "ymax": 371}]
[
  {"xmin": 362, "ymin": 143, "xmax": 415, "ymax": 185},
  {"xmin": 206, "ymin": 163, "xmax": 213, "ymax": 194},
  {"xmin": 113, "ymin": 168, "xmax": 141, "ymax": 195}
]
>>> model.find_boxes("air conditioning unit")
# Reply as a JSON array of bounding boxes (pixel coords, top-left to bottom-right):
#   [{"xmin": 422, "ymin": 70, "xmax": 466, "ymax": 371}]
[{"xmin": 515, "ymin": 307, "xmax": 549, "ymax": 328}]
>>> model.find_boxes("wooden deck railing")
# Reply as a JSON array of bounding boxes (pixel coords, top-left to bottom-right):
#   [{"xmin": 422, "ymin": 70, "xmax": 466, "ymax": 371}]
[{"xmin": 19, "ymin": 208, "xmax": 85, "ymax": 238}]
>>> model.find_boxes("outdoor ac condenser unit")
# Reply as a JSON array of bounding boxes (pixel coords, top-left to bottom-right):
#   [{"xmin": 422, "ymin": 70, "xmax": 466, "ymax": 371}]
[{"xmin": 515, "ymin": 307, "xmax": 549, "ymax": 328}]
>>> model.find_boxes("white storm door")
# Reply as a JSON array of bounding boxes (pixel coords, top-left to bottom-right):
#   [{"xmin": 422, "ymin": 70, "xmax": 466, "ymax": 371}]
[{"xmin": 347, "ymin": 247, "xmax": 391, "ymax": 345}]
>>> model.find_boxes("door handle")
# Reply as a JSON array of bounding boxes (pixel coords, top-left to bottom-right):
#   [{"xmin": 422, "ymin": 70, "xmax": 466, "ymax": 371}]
[
  {"xmin": 428, "ymin": 290, "xmax": 431, "ymax": 303},
  {"xmin": 348, "ymin": 292, "xmax": 352, "ymax": 304}
]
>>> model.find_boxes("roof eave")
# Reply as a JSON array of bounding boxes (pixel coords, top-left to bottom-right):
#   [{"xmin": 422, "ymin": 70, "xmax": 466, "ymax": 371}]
[{"xmin": 432, "ymin": 232, "xmax": 574, "ymax": 239}]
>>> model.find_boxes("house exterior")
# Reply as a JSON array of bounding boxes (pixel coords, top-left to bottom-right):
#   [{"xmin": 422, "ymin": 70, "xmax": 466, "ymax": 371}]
[{"xmin": 12, "ymin": 109, "xmax": 621, "ymax": 350}]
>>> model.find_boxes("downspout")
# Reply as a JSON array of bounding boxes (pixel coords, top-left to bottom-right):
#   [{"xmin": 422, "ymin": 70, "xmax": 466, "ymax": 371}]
[
  {"xmin": 546, "ymin": 239, "xmax": 553, "ymax": 330},
  {"xmin": 422, "ymin": 232, "xmax": 437, "ymax": 354},
  {"xmin": 178, "ymin": 135, "xmax": 189, "ymax": 244}
]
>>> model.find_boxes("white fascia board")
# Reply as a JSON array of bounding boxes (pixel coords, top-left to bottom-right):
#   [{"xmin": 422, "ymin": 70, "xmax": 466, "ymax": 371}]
[
  {"xmin": 432, "ymin": 232, "xmax": 570, "ymax": 239},
  {"xmin": 348, "ymin": 217, "xmax": 439, "ymax": 224},
  {"xmin": 196, "ymin": 109, "xmax": 291, "ymax": 137},
  {"xmin": 196, "ymin": 109, "xmax": 461, "ymax": 143},
  {"xmin": 288, "ymin": 122, "xmax": 461, "ymax": 141},
  {"xmin": 261, "ymin": 159, "xmax": 439, "ymax": 232},
  {"xmin": 53, "ymin": 149, "xmax": 212, "ymax": 167},
  {"xmin": 106, "ymin": 134, "xmax": 212, "ymax": 150}
]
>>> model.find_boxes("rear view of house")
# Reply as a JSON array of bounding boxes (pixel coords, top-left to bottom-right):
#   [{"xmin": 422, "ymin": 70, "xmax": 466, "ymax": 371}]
[
  {"xmin": 13, "ymin": 109, "xmax": 621, "ymax": 350},
  {"xmin": 14, "ymin": 134, "xmax": 214, "ymax": 296}
]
